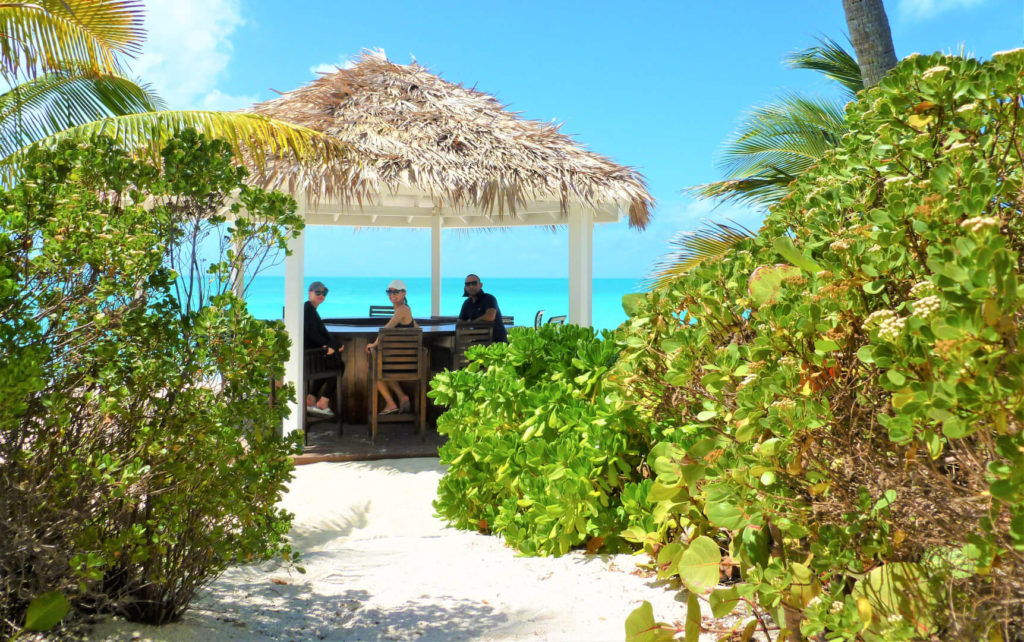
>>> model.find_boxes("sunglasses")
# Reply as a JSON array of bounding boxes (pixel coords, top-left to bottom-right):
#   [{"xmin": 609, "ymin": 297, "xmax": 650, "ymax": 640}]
[
  {"xmin": 464, "ymin": 280, "xmax": 479, "ymax": 286},
  {"xmin": 385, "ymin": 289, "xmax": 404, "ymax": 295},
  {"xmin": 313, "ymin": 289, "xmax": 328, "ymax": 296}
]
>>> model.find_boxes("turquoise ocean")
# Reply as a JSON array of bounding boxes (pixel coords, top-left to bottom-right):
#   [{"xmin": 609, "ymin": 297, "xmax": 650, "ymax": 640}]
[{"xmin": 245, "ymin": 276, "xmax": 646, "ymax": 331}]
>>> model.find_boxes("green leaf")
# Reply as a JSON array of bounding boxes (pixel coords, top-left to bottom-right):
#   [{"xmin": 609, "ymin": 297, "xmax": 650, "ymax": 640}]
[
  {"xmin": 685, "ymin": 591, "xmax": 701, "ymax": 642},
  {"xmin": 886, "ymin": 370, "xmax": 906, "ymax": 386},
  {"xmin": 706, "ymin": 500, "xmax": 748, "ymax": 530},
  {"xmin": 622, "ymin": 293, "xmax": 646, "ymax": 317},
  {"xmin": 678, "ymin": 535, "xmax": 722, "ymax": 593},
  {"xmin": 773, "ymin": 237, "xmax": 822, "ymax": 273},
  {"xmin": 624, "ymin": 601, "xmax": 676, "ymax": 642},
  {"xmin": 710, "ymin": 586, "xmax": 741, "ymax": 618},
  {"xmin": 24, "ymin": 591, "xmax": 70, "ymax": 631}
]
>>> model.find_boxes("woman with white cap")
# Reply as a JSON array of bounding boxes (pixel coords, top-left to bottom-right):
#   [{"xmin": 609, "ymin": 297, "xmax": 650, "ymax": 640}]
[{"xmin": 366, "ymin": 279, "xmax": 418, "ymax": 414}]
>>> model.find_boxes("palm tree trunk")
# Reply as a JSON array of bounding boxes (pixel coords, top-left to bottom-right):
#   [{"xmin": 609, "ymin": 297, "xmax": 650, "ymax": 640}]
[{"xmin": 842, "ymin": 0, "xmax": 897, "ymax": 88}]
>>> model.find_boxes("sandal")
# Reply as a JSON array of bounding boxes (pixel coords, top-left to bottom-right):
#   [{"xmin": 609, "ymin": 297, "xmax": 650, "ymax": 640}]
[
  {"xmin": 399, "ymin": 399, "xmax": 411, "ymax": 413},
  {"xmin": 379, "ymin": 406, "xmax": 400, "ymax": 416}
]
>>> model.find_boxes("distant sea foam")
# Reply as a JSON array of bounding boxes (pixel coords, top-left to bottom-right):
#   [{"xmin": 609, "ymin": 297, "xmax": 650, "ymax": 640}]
[{"xmin": 245, "ymin": 276, "xmax": 645, "ymax": 331}]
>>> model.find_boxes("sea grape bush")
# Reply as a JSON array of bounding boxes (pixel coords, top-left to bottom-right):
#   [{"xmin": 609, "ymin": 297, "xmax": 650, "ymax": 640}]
[
  {"xmin": 430, "ymin": 324, "xmax": 655, "ymax": 556},
  {"xmin": 621, "ymin": 51, "xmax": 1024, "ymax": 640},
  {"xmin": 0, "ymin": 132, "xmax": 301, "ymax": 636}
]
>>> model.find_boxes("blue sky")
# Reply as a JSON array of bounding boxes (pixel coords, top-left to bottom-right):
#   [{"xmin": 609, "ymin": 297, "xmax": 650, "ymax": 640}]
[{"xmin": 135, "ymin": 0, "xmax": 1022, "ymax": 280}]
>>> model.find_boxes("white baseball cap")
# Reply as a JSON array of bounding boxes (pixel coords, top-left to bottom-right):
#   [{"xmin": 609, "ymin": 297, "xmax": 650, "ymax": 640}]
[{"xmin": 387, "ymin": 279, "xmax": 407, "ymax": 291}]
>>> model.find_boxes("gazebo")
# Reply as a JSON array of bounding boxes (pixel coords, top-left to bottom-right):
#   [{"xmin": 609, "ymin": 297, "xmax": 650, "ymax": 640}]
[{"xmin": 246, "ymin": 51, "xmax": 653, "ymax": 435}]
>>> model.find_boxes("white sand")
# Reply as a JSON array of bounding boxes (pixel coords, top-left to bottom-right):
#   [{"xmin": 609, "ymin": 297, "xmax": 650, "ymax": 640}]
[{"xmin": 90, "ymin": 458, "xmax": 739, "ymax": 641}]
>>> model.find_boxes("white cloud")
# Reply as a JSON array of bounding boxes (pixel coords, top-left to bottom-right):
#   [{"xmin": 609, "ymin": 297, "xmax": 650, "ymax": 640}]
[
  {"xmin": 896, "ymin": 0, "xmax": 987, "ymax": 21},
  {"xmin": 132, "ymin": 0, "xmax": 244, "ymax": 109}
]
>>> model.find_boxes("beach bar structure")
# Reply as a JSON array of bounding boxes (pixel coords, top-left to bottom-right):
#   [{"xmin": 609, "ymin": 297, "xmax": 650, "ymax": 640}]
[{"xmin": 245, "ymin": 52, "xmax": 652, "ymax": 435}]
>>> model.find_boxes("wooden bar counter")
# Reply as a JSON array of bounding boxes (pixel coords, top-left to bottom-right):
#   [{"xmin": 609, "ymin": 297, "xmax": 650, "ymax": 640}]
[{"xmin": 323, "ymin": 317, "xmax": 457, "ymax": 426}]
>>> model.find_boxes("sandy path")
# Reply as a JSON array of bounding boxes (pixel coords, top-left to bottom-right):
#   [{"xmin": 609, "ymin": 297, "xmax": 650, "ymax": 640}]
[{"xmin": 89, "ymin": 458, "xmax": 731, "ymax": 641}]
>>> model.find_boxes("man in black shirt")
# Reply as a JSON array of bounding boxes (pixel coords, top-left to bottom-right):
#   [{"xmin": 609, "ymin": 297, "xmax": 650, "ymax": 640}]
[
  {"xmin": 459, "ymin": 274, "xmax": 508, "ymax": 343},
  {"xmin": 304, "ymin": 281, "xmax": 344, "ymax": 415}
]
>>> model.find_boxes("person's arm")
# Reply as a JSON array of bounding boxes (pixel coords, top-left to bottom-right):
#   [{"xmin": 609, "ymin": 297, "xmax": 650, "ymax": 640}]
[
  {"xmin": 473, "ymin": 294, "xmax": 498, "ymax": 322},
  {"xmin": 368, "ymin": 306, "xmax": 409, "ymax": 351}
]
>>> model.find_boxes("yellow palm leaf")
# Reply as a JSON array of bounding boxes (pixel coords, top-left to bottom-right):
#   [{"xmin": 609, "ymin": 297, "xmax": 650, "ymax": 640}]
[
  {"xmin": 0, "ymin": 110, "xmax": 354, "ymax": 191},
  {"xmin": 0, "ymin": 1, "xmax": 144, "ymax": 79}
]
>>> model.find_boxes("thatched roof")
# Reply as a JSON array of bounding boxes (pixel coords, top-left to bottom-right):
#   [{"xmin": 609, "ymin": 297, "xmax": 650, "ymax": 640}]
[{"xmin": 248, "ymin": 51, "xmax": 652, "ymax": 229}]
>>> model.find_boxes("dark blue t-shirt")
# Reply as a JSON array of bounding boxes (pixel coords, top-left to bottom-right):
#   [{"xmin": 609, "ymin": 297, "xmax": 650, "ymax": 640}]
[{"xmin": 459, "ymin": 291, "xmax": 507, "ymax": 342}]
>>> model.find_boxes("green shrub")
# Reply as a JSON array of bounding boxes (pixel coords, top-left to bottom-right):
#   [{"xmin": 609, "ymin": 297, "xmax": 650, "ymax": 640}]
[
  {"xmin": 431, "ymin": 323, "xmax": 654, "ymax": 556},
  {"xmin": 621, "ymin": 51, "xmax": 1024, "ymax": 641},
  {"xmin": 0, "ymin": 131, "xmax": 301, "ymax": 636}
]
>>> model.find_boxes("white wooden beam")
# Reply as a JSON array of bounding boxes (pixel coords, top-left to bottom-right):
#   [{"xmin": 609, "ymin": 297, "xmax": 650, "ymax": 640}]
[
  {"xmin": 431, "ymin": 211, "xmax": 442, "ymax": 316},
  {"xmin": 282, "ymin": 214, "xmax": 305, "ymax": 437},
  {"xmin": 568, "ymin": 206, "xmax": 594, "ymax": 327}
]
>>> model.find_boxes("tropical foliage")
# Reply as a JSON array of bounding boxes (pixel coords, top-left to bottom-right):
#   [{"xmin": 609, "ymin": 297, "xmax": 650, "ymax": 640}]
[
  {"xmin": 430, "ymin": 324, "xmax": 653, "ymax": 556},
  {"xmin": 435, "ymin": 50, "xmax": 1024, "ymax": 641},
  {"xmin": 0, "ymin": 131, "xmax": 302, "ymax": 637}
]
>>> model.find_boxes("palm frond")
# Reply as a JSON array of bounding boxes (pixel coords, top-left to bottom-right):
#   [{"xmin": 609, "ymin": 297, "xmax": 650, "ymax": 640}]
[
  {"xmin": 645, "ymin": 220, "xmax": 756, "ymax": 290},
  {"xmin": 0, "ymin": 110, "xmax": 353, "ymax": 191},
  {"xmin": 688, "ymin": 93, "xmax": 848, "ymax": 208},
  {"xmin": 0, "ymin": 1, "xmax": 144, "ymax": 80},
  {"xmin": 785, "ymin": 36, "xmax": 862, "ymax": 97},
  {"xmin": 0, "ymin": 70, "xmax": 165, "ymax": 156}
]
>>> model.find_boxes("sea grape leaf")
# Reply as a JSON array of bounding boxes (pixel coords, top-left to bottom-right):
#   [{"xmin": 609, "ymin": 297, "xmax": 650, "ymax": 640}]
[
  {"xmin": 710, "ymin": 586, "xmax": 741, "ymax": 618},
  {"xmin": 624, "ymin": 601, "xmax": 676, "ymax": 642},
  {"xmin": 678, "ymin": 535, "xmax": 721, "ymax": 593},
  {"xmin": 24, "ymin": 591, "xmax": 70, "ymax": 631}
]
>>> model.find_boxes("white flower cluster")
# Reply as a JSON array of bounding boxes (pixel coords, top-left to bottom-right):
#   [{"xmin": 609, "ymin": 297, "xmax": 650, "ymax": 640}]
[
  {"xmin": 960, "ymin": 216, "xmax": 1000, "ymax": 233},
  {"xmin": 807, "ymin": 596, "xmax": 822, "ymax": 609},
  {"xmin": 864, "ymin": 309, "xmax": 898, "ymax": 328},
  {"xmin": 877, "ymin": 315, "xmax": 906, "ymax": 343},
  {"xmin": 912, "ymin": 295, "xmax": 941, "ymax": 320},
  {"xmin": 830, "ymin": 600, "xmax": 844, "ymax": 614},
  {"xmin": 829, "ymin": 238, "xmax": 852, "ymax": 252},
  {"xmin": 922, "ymin": 65, "xmax": 950, "ymax": 78},
  {"xmin": 770, "ymin": 398, "xmax": 796, "ymax": 411},
  {"xmin": 909, "ymin": 280, "xmax": 937, "ymax": 297},
  {"xmin": 778, "ymin": 355, "xmax": 800, "ymax": 369}
]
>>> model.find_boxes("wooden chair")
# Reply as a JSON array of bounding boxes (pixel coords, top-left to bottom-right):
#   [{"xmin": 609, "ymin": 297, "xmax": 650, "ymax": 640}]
[
  {"xmin": 501, "ymin": 315, "xmax": 514, "ymax": 326},
  {"xmin": 533, "ymin": 309, "xmax": 545, "ymax": 329},
  {"xmin": 369, "ymin": 305, "xmax": 394, "ymax": 318},
  {"xmin": 452, "ymin": 321, "xmax": 494, "ymax": 370},
  {"xmin": 547, "ymin": 315, "xmax": 567, "ymax": 325},
  {"xmin": 302, "ymin": 348, "xmax": 344, "ymax": 445},
  {"xmin": 368, "ymin": 328, "xmax": 428, "ymax": 443}
]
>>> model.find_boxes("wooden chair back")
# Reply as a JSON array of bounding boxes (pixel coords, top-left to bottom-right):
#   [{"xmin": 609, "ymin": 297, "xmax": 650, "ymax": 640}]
[
  {"xmin": 501, "ymin": 315, "xmax": 514, "ymax": 326},
  {"xmin": 302, "ymin": 348, "xmax": 344, "ymax": 444},
  {"xmin": 453, "ymin": 322, "xmax": 494, "ymax": 370},
  {"xmin": 369, "ymin": 305, "xmax": 394, "ymax": 318},
  {"xmin": 369, "ymin": 328, "xmax": 427, "ymax": 442},
  {"xmin": 547, "ymin": 315, "xmax": 567, "ymax": 325}
]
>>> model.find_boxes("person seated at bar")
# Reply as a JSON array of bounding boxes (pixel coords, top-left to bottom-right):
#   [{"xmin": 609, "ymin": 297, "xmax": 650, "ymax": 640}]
[
  {"xmin": 304, "ymin": 280, "xmax": 344, "ymax": 416},
  {"xmin": 459, "ymin": 273, "xmax": 507, "ymax": 343},
  {"xmin": 366, "ymin": 279, "xmax": 418, "ymax": 415}
]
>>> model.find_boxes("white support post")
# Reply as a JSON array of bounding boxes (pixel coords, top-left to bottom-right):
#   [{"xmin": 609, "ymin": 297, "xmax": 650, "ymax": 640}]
[
  {"xmin": 567, "ymin": 206, "xmax": 594, "ymax": 327},
  {"xmin": 282, "ymin": 216, "xmax": 306, "ymax": 438},
  {"xmin": 431, "ymin": 211, "xmax": 442, "ymax": 317}
]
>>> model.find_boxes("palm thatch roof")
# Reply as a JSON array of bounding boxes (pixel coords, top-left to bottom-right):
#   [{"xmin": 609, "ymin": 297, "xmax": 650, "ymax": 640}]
[{"xmin": 247, "ymin": 51, "xmax": 652, "ymax": 229}]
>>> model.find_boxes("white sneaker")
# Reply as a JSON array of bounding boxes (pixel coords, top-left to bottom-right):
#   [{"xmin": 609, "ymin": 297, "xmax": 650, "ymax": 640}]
[{"xmin": 307, "ymin": 405, "xmax": 334, "ymax": 417}]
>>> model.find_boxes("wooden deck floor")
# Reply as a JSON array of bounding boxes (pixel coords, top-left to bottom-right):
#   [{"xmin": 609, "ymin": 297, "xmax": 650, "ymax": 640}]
[{"xmin": 294, "ymin": 419, "xmax": 446, "ymax": 465}]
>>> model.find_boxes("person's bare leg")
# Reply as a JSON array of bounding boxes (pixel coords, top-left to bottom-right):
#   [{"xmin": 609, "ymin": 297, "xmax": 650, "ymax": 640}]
[
  {"xmin": 316, "ymin": 397, "xmax": 331, "ymax": 410},
  {"xmin": 377, "ymin": 381, "xmax": 398, "ymax": 412},
  {"xmin": 389, "ymin": 382, "xmax": 410, "ymax": 411}
]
